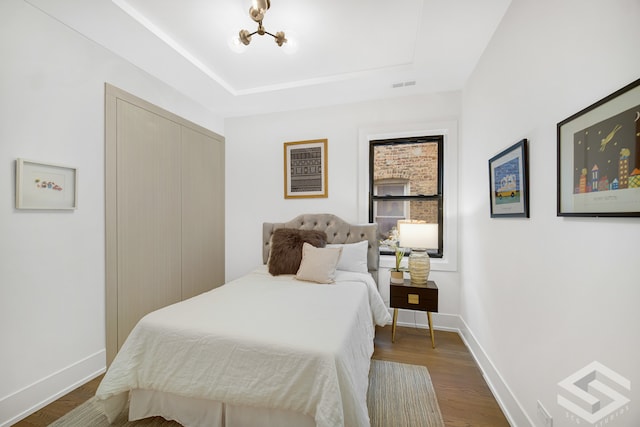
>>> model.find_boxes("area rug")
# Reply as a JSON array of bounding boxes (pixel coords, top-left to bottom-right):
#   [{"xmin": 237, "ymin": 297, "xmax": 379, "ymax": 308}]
[{"xmin": 48, "ymin": 359, "xmax": 444, "ymax": 427}]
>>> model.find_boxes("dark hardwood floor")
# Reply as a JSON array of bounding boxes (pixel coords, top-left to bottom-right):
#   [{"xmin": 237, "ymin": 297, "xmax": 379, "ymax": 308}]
[
  {"xmin": 373, "ymin": 326, "xmax": 510, "ymax": 427},
  {"xmin": 13, "ymin": 374, "xmax": 104, "ymax": 427},
  {"xmin": 14, "ymin": 326, "xmax": 509, "ymax": 426}
]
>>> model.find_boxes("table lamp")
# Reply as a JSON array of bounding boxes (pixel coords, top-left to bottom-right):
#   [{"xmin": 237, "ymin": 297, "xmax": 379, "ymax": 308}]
[{"xmin": 398, "ymin": 221, "xmax": 438, "ymax": 284}]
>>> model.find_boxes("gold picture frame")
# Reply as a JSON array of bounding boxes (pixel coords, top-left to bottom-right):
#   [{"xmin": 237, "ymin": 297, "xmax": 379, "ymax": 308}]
[{"xmin": 284, "ymin": 139, "xmax": 328, "ymax": 199}]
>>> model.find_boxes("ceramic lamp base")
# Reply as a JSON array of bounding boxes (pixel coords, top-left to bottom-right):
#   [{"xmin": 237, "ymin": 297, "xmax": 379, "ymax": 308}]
[{"xmin": 409, "ymin": 249, "xmax": 430, "ymax": 284}]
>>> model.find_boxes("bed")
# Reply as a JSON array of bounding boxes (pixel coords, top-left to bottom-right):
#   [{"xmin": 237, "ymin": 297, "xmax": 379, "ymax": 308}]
[{"xmin": 95, "ymin": 213, "xmax": 391, "ymax": 427}]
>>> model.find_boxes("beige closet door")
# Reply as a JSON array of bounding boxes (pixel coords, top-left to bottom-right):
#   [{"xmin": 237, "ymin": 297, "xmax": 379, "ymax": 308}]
[
  {"xmin": 181, "ymin": 127, "xmax": 225, "ymax": 299},
  {"xmin": 105, "ymin": 84, "xmax": 225, "ymax": 365},
  {"xmin": 115, "ymin": 99, "xmax": 182, "ymax": 349}
]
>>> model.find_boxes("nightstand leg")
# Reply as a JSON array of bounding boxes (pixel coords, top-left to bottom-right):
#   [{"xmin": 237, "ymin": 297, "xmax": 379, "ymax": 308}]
[
  {"xmin": 392, "ymin": 308, "xmax": 398, "ymax": 343},
  {"xmin": 427, "ymin": 311, "xmax": 435, "ymax": 348}
]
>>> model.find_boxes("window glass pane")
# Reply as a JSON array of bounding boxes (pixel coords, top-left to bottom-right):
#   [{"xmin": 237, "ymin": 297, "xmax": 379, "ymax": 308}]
[
  {"xmin": 375, "ymin": 216, "xmax": 403, "ymax": 243},
  {"xmin": 374, "ymin": 183, "xmax": 405, "ymax": 196},
  {"xmin": 408, "ymin": 199, "xmax": 439, "ymax": 224},
  {"xmin": 376, "ymin": 199, "xmax": 404, "ymax": 216},
  {"xmin": 372, "ymin": 142, "xmax": 439, "ymax": 196},
  {"xmin": 374, "ymin": 198, "xmax": 406, "ymax": 241},
  {"xmin": 374, "ymin": 199, "xmax": 439, "ymax": 243}
]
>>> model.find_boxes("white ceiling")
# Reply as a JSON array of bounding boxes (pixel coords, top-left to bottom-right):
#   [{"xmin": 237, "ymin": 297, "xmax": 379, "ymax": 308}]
[{"xmin": 25, "ymin": 0, "xmax": 511, "ymax": 118}]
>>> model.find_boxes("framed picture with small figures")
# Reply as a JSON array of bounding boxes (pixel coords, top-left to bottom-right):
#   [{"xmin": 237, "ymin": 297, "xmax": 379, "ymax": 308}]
[
  {"xmin": 16, "ymin": 159, "xmax": 78, "ymax": 210},
  {"xmin": 557, "ymin": 78, "xmax": 640, "ymax": 217}
]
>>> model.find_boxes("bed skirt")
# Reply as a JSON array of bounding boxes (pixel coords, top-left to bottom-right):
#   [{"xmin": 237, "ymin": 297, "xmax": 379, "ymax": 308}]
[{"xmin": 130, "ymin": 389, "xmax": 316, "ymax": 427}]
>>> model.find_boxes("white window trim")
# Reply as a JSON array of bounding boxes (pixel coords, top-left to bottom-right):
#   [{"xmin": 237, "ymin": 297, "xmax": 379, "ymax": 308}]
[{"xmin": 358, "ymin": 121, "xmax": 458, "ymax": 272}]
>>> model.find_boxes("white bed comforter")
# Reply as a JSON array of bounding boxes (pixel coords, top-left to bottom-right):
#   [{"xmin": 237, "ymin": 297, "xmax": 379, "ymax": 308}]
[{"xmin": 96, "ymin": 267, "xmax": 391, "ymax": 427}]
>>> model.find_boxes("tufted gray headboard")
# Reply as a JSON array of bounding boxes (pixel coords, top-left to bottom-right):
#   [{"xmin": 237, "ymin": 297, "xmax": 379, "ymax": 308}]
[{"xmin": 263, "ymin": 213, "xmax": 379, "ymax": 284}]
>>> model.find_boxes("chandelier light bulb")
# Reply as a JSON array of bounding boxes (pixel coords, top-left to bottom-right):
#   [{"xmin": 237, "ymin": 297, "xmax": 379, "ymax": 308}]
[
  {"xmin": 252, "ymin": 0, "xmax": 270, "ymax": 12},
  {"xmin": 249, "ymin": 6, "xmax": 264, "ymax": 23},
  {"xmin": 274, "ymin": 31, "xmax": 286, "ymax": 47},
  {"xmin": 239, "ymin": 29, "xmax": 252, "ymax": 46}
]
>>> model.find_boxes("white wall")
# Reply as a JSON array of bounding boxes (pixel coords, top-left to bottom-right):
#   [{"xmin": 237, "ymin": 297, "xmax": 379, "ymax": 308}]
[
  {"xmin": 460, "ymin": 0, "xmax": 640, "ymax": 426},
  {"xmin": 0, "ymin": 1, "xmax": 222, "ymax": 425},
  {"xmin": 224, "ymin": 92, "xmax": 461, "ymax": 316}
]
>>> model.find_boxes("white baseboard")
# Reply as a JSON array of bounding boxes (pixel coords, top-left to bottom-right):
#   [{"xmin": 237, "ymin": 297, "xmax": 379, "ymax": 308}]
[
  {"xmin": 392, "ymin": 310, "xmax": 461, "ymax": 332},
  {"xmin": 392, "ymin": 309, "xmax": 533, "ymax": 427},
  {"xmin": 456, "ymin": 316, "xmax": 536, "ymax": 426},
  {"xmin": 0, "ymin": 350, "xmax": 106, "ymax": 427}
]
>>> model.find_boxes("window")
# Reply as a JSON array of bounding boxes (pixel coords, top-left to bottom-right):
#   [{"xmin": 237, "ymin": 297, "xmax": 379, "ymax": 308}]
[{"xmin": 369, "ymin": 136, "xmax": 443, "ymax": 257}]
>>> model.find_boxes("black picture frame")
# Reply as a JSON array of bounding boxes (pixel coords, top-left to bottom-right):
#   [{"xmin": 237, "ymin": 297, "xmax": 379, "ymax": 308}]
[
  {"xmin": 488, "ymin": 139, "xmax": 529, "ymax": 218},
  {"xmin": 557, "ymin": 78, "xmax": 640, "ymax": 217}
]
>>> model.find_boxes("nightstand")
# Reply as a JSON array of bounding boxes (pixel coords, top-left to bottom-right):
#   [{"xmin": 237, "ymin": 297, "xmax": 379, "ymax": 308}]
[{"xmin": 390, "ymin": 279, "xmax": 438, "ymax": 348}]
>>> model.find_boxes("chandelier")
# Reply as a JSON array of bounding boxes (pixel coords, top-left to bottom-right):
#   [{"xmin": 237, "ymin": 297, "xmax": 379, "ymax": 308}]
[{"xmin": 239, "ymin": 0, "xmax": 287, "ymax": 47}]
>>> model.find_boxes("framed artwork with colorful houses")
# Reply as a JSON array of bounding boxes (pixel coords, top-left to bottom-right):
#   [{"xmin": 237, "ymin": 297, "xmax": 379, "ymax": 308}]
[{"xmin": 557, "ymin": 78, "xmax": 640, "ymax": 217}]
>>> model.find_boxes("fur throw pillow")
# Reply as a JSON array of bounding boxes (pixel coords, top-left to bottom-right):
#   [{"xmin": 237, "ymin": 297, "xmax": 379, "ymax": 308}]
[{"xmin": 268, "ymin": 229, "xmax": 327, "ymax": 275}]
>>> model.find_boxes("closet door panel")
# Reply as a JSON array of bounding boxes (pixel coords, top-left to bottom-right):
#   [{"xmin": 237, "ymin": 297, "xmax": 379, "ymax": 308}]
[
  {"xmin": 116, "ymin": 99, "xmax": 182, "ymax": 348},
  {"xmin": 106, "ymin": 84, "xmax": 225, "ymax": 365},
  {"xmin": 181, "ymin": 126, "xmax": 225, "ymax": 299}
]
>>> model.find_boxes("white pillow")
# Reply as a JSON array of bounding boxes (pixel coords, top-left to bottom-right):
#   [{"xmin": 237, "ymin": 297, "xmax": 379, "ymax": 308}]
[
  {"xmin": 326, "ymin": 240, "xmax": 369, "ymax": 273},
  {"xmin": 295, "ymin": 243, "xmax": 343, "ymax": 284}
]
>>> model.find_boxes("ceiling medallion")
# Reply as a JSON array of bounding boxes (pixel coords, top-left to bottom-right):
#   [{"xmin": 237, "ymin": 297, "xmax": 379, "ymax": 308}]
[{"xmin": 239, "ymin": 0, "xmax": 287, "ymax": 47}]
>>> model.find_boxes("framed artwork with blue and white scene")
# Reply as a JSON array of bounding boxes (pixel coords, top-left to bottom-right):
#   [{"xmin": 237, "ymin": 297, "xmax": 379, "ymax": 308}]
[{"xmin": 488, "ymin": 139, "xmax": 529, "ymax": 218}]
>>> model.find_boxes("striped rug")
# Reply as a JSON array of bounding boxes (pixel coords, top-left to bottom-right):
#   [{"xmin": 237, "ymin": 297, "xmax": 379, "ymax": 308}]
[
  {"xmin": 49, "ymin": 359, "xmax": 444, "ymax": 427},
  {"xmin": 367, "ymin": 360, "xmax": 444, "ymax": 427}
]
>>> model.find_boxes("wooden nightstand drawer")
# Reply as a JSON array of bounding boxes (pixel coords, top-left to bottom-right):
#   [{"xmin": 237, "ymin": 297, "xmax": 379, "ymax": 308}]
[
  {"xmin": 390, "ymin": 279, "xmax": 439, "ymax": 348},
  {"xmin": 390, "ymin": 280, "xmax": 438, "ymax": 313}
]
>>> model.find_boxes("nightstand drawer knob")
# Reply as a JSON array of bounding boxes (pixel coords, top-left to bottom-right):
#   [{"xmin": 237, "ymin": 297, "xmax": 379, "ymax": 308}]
[{"xmin": 408, "ymin": 294, "xmax": 419, "ymax": 304}]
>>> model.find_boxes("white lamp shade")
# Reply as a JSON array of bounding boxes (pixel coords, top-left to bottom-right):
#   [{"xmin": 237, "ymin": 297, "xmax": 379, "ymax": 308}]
[{"xmin": 398, "ymin": 222, "xmax": 438, "ymax": 249}]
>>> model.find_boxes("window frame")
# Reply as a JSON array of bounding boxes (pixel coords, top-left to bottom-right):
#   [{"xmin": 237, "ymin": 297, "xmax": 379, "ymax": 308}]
[
  {"xmin": 357, "ymin": 120, "xmax": 458, "ymax": 273},
  {"xmin": 368, "ymin": 136, "xmax": 444, "ymax": 258}
]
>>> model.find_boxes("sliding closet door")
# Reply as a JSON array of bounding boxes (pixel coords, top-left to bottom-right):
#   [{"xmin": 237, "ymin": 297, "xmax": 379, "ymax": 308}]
[
  {"xmin": 115, "ymin": 99, "xmax": 182, "ymax": 349},
  {"xmin": 181, "ymin": 127, "xmax": 225, "ymax": 299}
]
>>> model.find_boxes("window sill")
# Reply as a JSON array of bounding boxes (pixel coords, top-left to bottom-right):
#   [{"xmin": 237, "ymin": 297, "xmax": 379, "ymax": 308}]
[
  {"xmin": 379, "ymin": 253, "xmax": 455, "ymax": 272},
  {"xmin": 379, "ymin": 248, "xmax": 442, "ymax": 258}
]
